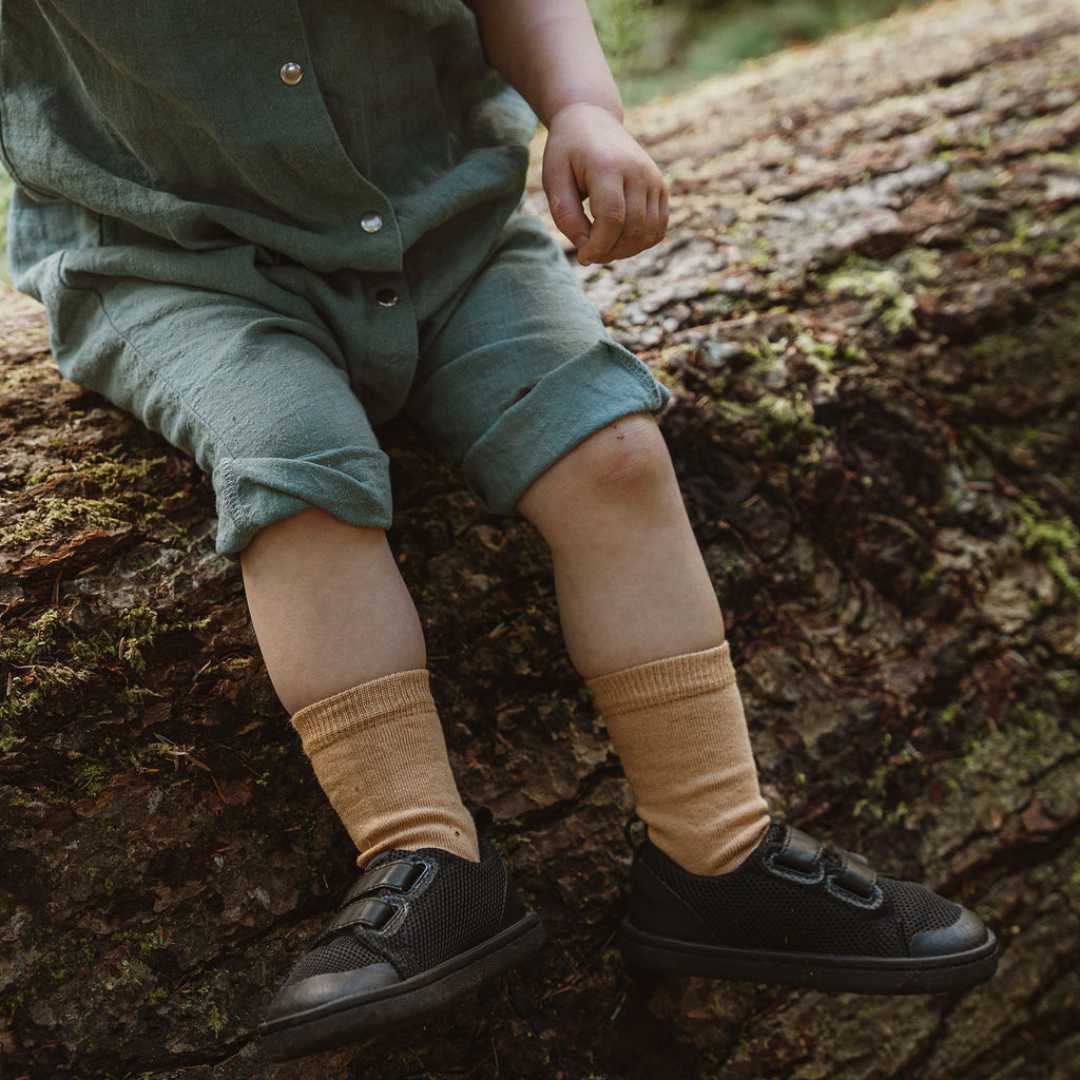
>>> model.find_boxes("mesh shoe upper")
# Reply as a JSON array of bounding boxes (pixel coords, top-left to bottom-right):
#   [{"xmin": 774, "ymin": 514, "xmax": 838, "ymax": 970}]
[
  {"xmin": 631, "ymin": 822, "xmax": 965, "ymax": 959},
  {"xmin": 284, "ymin": 825, "xmax": 512, "ymax": 986}
]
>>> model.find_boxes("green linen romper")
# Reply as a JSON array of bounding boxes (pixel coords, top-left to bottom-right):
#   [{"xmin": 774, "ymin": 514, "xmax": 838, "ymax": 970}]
[{"xmin": 0, "ymin": 0, "xmax": 672, "ymax": 557}]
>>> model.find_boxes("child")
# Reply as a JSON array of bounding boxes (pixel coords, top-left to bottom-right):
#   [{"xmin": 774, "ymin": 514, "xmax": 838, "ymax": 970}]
[{"xmin": 2, "ymin": 0, "xmax": 997, "ymax": 1063}]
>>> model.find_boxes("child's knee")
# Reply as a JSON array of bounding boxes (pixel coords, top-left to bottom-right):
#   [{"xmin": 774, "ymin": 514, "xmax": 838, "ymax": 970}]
[
  {"xmin": 518, "ymin": 412, "xmax": 672, "ymax": 529},
  {"xmin": 557, "ymin": 413, "xmax": 669, "ymax": 498}
]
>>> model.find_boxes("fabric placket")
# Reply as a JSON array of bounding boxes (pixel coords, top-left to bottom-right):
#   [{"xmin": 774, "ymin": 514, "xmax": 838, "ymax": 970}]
[{"xmin": 285, "ymin": 0, "xmax": 419, "ymax": 400}]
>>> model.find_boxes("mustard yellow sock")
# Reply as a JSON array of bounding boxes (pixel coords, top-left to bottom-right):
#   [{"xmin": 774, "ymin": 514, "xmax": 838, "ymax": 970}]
[
  {"xmin": 289, "ymin": 668, "xmax": 479, "ymax": 867},
  {"xmin": 585, "ymin": 640, "xmax": 770, "ymax": 875}
]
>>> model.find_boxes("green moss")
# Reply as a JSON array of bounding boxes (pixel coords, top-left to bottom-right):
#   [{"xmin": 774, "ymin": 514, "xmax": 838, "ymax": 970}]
[
  {"xmin": 1, "ymin": 607, "xmax": 64, "ymax": 665},
  {"xmin": 749, "ymin": 237, "xmax": 774, "ymax": 271},
  {"xmin": 0, "ymin": 725, "xmax": 24, "ymax": 751},
  {"xmin": 0, "ymin": 597, "xmax": 181, "ymax": 730},
  {"xmin": 114, "ymin": 956, "xmax": 153, "ymax": 989},
  {"xmin": 825, "ymin": 248, "xmax": 941, "ymax": 335},
  {"xmin": 0, "ymin": 989, "xmax": 26, "ymax": 1019},
  {"xmin": 851, "ymin": 736, "xmax": 892, "ymax": 821},
  {"xmin": 1048, "ymin": 668, "xmax": 1080, "ymax": 701},
  {"xmin": 608, "ymin": 0, "xmax": 920, "ymax": 107},
  {"xmin": 961, "ymin": 699, "xmax": 1067, "ymax": 783},
  {"xmin": 31, "ymin": 935, "xmax": 97, "ymax": 991},
  {"xmin": 761, "ymin": 390, "xmax": 816, "ymax": 439},
  {"xmin": 0, "ymin": 609, "xmax": 98, "ymax": 725},
  {"xmin": 0, "ymin": 495, "xmax": 131, "ymax": 547},
  {"xmin": 701, "ymin": 329, "xmax": 833, "ymax": 456},
  {"xmin": 851, "ymin": 797, "xmax": 884, "ymax": 821},
  {"xmin": 982, "ymin": 206, "xmax": 1080, "ymax": 259},
  {"xmin": 69, "ymin": 451, "xmax": 169, "ymax": 492},
  {"xmin": 114, "ymin": 603, "xmax": 162, "ymax": 677},
  {"xmin": 906, "ymin": 247, "xmax": 943, "ymax": 282},
  {"xmin": 935, "ymin": 701, "xmax": 962, "ymax": 730},
  {"xmin": 76, "ymin": 760, "xmax": 111, "ymax": 796},
  {"xmin": 1015, "ymin": 495, "xmax": 1080, "ymax": 602},
  {"xmin": 207, "ymin": 1004, "xmax": 226, "ymax": 1037},
  {"xmin": 19, "ymin": 451, "xmax": 174, "ymax": 539},
  {"xmin": 794, "ymin": 332, "xmax": 839, "ymax": 373}
]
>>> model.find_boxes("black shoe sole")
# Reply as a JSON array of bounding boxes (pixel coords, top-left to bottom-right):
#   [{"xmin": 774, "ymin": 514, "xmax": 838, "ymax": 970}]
[
  {"xmin": 618, "ymin": 918, "xmax": 998, "ymax": 995},
  {"xmin": 259, "ymin": 912, "xmax": 545, "ymax": 1062}
]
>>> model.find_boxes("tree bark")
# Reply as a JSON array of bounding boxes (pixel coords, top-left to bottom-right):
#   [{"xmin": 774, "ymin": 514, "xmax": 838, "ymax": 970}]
[{"xmin": 1, "ymin": 0, "xmax": 1078, "ymax": 1075}]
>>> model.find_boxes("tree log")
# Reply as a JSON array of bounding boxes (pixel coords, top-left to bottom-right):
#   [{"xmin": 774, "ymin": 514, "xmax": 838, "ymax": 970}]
[{"xmin": 1, "ymin": 0, "xmax": 1078, "ymax": 1075}]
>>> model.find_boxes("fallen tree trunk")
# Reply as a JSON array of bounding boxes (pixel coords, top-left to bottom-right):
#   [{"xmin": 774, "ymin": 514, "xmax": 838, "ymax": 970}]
[{"xmin": 1, "ymin": 0, "xmax": 1078, "ymax": 1075}]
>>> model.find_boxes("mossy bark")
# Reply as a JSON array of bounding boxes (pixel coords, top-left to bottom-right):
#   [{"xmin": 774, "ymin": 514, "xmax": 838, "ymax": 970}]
[{"xmin": 2, "ymin": 0, "xmax": 1078, "ymax": 1075}]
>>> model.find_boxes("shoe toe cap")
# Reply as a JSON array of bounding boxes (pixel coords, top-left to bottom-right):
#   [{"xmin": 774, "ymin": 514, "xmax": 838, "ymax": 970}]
[
  {"xmin": 909, "ymin": 905, "xmax": 990, "ymax": 958},
  {"xmin": 262, "ymin": 961, "xmax": 400, "ymax": 1026}
]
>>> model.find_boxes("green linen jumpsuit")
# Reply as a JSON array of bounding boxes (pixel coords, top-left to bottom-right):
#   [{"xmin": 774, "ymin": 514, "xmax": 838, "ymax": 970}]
[{"xmin": 0, "ymin": 0, "xmax": 672, "ymax": 556}]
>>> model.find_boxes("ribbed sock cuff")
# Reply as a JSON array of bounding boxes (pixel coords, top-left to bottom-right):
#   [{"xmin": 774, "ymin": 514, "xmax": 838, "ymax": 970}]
[
  {"xmin": 290, "ymin": 667, "xmax": 433, "ymax": 750},
  {"xmin": 583, "ymin": 639, "xmax": 770, "ymax": 875},
  {"xmin": 288, "ymin": 667, "xmax": 480, "ymax": 864},
  {"xmin": 584, "ymin": 640, "xmax": 736, "ymax": 715}
]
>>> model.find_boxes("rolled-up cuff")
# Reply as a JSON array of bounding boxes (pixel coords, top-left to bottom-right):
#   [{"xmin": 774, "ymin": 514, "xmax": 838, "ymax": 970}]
[
  {"xmin": 461, "ymin": 336, "xmax": 672, "ymax": 515},
  {"xmin": 212, "ymin": 447, "xmax": 394, "ymax": 556}
]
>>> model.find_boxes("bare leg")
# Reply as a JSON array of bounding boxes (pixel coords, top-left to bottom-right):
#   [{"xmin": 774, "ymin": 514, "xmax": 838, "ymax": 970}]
[
  {"xmin": 240, "ymin": 507, "xmax": 425, "ymax": 715},
  {"xmin": 517, "ymin": 412, "xmax": 724, "ymax": 679},
  {"xmin": 517, "ymin": 411, "xmax": 769, "ymax": 875},
  {"xmin": 241, "ymin": 505, "xmax": 477, "ymax": 862}
]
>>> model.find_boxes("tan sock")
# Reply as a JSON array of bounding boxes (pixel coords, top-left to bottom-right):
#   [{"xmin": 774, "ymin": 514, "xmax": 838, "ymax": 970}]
[
  {"xmin": 290, "ymin": 668, "xmax": 479, "ymax": 867},
  {"xmin": 585, "ymin": 640, "xmax": 770, "ymax": 876}
]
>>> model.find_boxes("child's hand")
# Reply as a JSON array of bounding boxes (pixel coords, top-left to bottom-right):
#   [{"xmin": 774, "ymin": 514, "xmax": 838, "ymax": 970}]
[{"xmin": 542, "ymin": 102, "xmax": 669, "ymax": 266}]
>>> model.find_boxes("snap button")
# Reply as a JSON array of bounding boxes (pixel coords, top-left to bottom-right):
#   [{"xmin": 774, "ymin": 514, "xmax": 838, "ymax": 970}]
[
  {"xmin": 360, "ymin": 212, "xmax": 384, "ymax": 234},
  {"xmin": 375, "ymin": 287, "xmax": 399, "ymax": 308},
  {"xmin": 279, "ymin": 61, "xmax": 304, "ymax": 86}
]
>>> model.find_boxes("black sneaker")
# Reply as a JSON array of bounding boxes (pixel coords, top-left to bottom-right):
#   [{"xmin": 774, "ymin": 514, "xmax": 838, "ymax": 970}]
[
  {"xmin": 619, "ymin": 820, "xmax": 998, "ymax": 994},
  {"xmin": 259, "ymin": 808, "xmax": 545, "ymax": 1061}
]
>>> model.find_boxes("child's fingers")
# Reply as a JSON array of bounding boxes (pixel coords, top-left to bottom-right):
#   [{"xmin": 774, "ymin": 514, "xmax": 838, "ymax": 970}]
[
  {"xmin": 578, "ymin": 173, "xmax": 626, "ymax": 264},
  {"xmin": 608, "ymin": 178, "xmax": 650, "ymax": 260},
  {"xmin": 659, "ymin": 183, "xmax": 669, "ymax": 236},
  {"xmin": 543, "ymin": 156, "xmax": 592, "ymax": 251},
  {"xmin": 645, "ymin": 185, "xmax": 663, "ymax": 246}
]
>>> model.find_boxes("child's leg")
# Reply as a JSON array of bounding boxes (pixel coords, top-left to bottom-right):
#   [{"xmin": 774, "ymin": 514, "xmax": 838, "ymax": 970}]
[
  {"xmin": 241, "ymin": 507, "xmax": 478, "ymax": 864},
  {"xmin": 38, "ymin": 259, "xmax": 539, "ymax": 1058},
  {"xmin": 515, "ymin": 413, "xmax": 723, "ymax": 678},
  {"xmin": 515, "ymin": 416, "xmax": 997, "ymax": 995},
  {"xmin": 401, "ymin": 212, "xmax": 766, "ymax": 875},
  {"xmin": 240, "ymin": 509, "xmax": 425, "ymax": 713},
  {"xmin": 252, "ymin": 511, "xmax": 538, "ymax": 1059},
  {"xmin": 402, "ymin": 213, "xmax": 995, "ymax": 994},
  {"xmin": 39, "ymin": 268, "xmax": 479, "ymax": 868},
  {"xmin": 517, "ymin": 411, "xmax": 770, "ymax": 875}
]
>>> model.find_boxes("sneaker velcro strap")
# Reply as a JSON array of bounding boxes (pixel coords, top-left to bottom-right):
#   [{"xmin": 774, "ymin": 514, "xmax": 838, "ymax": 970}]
[
  {"xmin": 358, "ymin": 859, "xmax": 425, "ymax": 894},
  {"xmin": 775, "ymin": 825, "xmax": 824, "ymax": 874},
  {"xmin": 343, "ymin": 860, "xmax": 424, "ymax": 906},
  {"xmin": 833, "ymin": 851, "xmax": 878, "ymax": 899},
  {"xmin": 322, "ymin": 896, "xmax": 397, "ymax": 938}
]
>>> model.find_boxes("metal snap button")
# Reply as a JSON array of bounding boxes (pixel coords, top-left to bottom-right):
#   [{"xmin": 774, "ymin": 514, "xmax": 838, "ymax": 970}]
[
  {"xmin": 279, "ymin": 62, "xmax": 304, "ymax": 86},
  {"xmin": 360, "ymin": 212, "xmax": 384, "ymax": 234},
  {"xmin": 375, "ymin": 287, "xmax": 399, "ymax": 308}
]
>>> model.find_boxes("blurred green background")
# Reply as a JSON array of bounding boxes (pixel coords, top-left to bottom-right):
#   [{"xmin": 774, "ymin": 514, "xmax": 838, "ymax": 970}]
[
  {"xmin": 0, "ymin": 0, "xmax": 918, "ymax": 283},
  {"xmin": 589, "ymin": 0, "xmax": 916, "ymax": 104}
]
